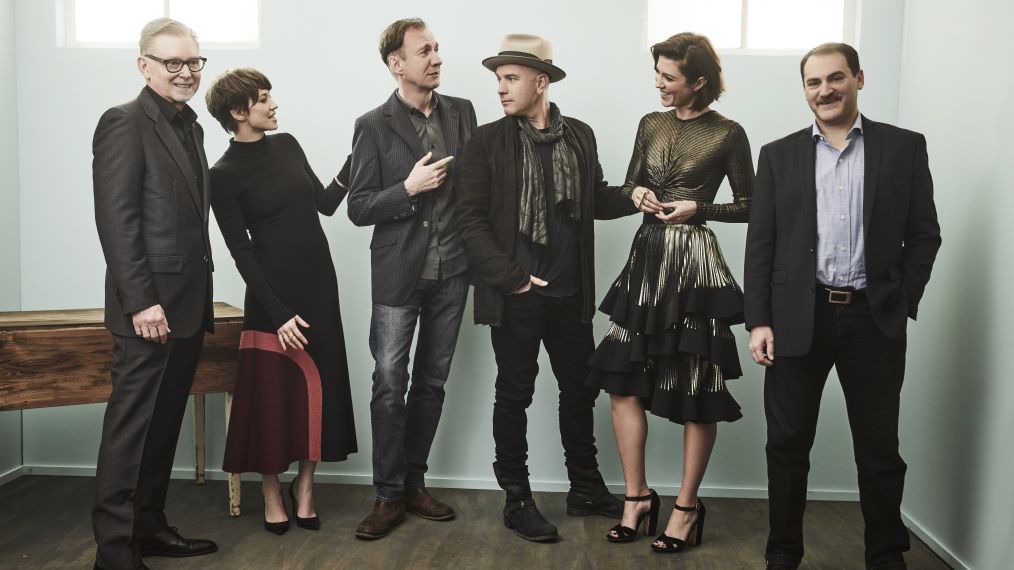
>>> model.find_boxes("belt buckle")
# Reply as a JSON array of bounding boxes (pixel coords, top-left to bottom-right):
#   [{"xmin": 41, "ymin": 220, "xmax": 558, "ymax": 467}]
[{"xmin": 827, "ymin": 289, "xmax": 852, "ymax": 304}]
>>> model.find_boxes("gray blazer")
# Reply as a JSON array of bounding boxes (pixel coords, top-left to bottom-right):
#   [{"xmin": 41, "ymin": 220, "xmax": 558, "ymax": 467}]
[
  {"xmin": 347, "ymin": 90, "xmax": 476, "ymax": 306},
  {"xmin": 92, "ymin": 88, "xmax": 214, "ymax": 338}
]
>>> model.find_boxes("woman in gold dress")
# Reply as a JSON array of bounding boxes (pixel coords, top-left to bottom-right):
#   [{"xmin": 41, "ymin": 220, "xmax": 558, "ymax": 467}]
[{"xmin": 588, "ymin": 32, "xmax": 753, "ymax": 553}]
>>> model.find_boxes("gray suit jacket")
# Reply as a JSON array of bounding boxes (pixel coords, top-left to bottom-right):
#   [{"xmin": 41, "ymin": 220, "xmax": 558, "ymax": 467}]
[
  {"xmin": 93, "ymin": 88, "xmax": 214, "ymax": 338},
  {"xmin": 347, "ymin": 90, "xmax": 476, "ymax": 306}
]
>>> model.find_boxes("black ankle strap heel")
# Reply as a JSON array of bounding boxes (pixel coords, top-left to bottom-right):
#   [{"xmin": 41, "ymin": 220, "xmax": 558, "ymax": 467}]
[
  {"xmin": 606, "ymin": 489, "xmax": 660, "ymax": 543},
  {"xmin": 652, "ymin": 498, "xmax": 706, "ymax": 553}
]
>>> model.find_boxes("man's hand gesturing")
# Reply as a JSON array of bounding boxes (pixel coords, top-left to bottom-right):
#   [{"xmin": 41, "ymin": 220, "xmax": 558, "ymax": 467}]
[{"xmin": 405, "ymin": 151, "xmax": 455, "ymax": 197}]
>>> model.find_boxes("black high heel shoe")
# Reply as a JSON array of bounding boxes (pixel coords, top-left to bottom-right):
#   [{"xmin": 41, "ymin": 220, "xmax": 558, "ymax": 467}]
[
  {"xmin": 264, "ymin": 492, "xmax": 290, "ymax": 535},
  {"xmin": 606, "ymin": 489, "xmax": 660, "ymax": 543},
  {"xmin": 289, "ymin": 477, "xmax": 321, "ymax": 530},
  {"xmin": 652, "ymin": 498, "xmax": 706, "ymax": 553}
]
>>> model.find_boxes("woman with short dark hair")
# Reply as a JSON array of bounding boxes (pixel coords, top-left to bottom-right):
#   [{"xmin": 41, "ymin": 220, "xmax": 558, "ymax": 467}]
[
  {"xmin": 205, "ymin": 68, "xmax": 356, "ymax": 535},
  {"xmin": 588, "ymin": 32, "xmax": 754, "ymax": 553}
]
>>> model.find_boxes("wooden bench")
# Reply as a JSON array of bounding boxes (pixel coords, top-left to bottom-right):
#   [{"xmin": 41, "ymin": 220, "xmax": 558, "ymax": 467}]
[{"xmin": 0, "ymin": 302, "xmax": 245, "ymax": 516}]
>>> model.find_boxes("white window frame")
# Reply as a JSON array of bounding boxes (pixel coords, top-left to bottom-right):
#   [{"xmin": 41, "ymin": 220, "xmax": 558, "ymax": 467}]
[
  {"xmin": 58, "ymin": 0, "xmax": 261, "ymax": 49},
  {"xmin": 642, "ymin": 0, "xmax": 860, "ymax": 55}
]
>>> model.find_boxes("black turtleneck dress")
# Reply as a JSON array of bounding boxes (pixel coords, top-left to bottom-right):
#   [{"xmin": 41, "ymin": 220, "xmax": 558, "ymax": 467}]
[{"xmin": 211, "ymin": 133, "xmax": 356, "ymax": 474}]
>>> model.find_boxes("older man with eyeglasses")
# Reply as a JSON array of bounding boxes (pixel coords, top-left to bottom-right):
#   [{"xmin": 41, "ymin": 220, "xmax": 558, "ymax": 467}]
[{"xmin": 91, "ymin": 17, "xmax": 217, "ymax": 570}]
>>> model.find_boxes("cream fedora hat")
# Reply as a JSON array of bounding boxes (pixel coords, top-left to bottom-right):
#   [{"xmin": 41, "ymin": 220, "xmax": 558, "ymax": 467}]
[{"xmin": 481, "ymin": 34, "xmax": 566, "ymax": 83}]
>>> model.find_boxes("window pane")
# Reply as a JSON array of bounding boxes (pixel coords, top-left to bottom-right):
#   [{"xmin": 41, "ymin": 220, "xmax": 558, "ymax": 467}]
[
  {"xmin": 747, "ymin": 0, "xmax": 845, "ymax": 50},
  {"xmin": 170, "ymin": 0, "xmax": 259, "ymax": 44},
  {"xmin": 646, "ymin": 0, "xmax": 742, "ymax": 49},
  {"xmin": 74, "ymin": 0, "xmax": 161, "ymax": 44}
]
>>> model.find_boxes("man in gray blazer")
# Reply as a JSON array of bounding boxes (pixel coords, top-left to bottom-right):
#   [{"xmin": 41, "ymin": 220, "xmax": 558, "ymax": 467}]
[
  {"xmin": 91, "ymin": 18, "xmax": 217, "ymax": 570},
  {"xmin": 348, "ymin": 18, "xmax": 476, "ymax": 540}
]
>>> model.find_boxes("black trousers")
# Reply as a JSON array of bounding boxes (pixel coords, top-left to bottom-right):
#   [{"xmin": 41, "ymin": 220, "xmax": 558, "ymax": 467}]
[
  {"xmin": 765, "ymin": 295, "xmax": 909, "ymax": 569},
  {"xmin": 489, "ymin": 293, "xmax": 606, "ymax": 502},
  {"xmin": 92, "ymin": 332, "xmax": 204, "ymax": 570}
]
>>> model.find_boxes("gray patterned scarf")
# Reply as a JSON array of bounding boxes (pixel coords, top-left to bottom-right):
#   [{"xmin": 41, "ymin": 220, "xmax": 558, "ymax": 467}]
[{"xmin": 515, "ymin": 103, "xmax": 582, "ymax": 245}]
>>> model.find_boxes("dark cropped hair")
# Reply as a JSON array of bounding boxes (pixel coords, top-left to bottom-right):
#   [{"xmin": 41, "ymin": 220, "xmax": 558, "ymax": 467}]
[
  {"xmin": 379, "ymin": 18, "xmax": 427, "ymax": 65},
  {"xmin": 650, "ymin": 32, "xmax": 725, "ymax": 112},
  {"xmin": 800, "ymin": 42, "xmax": 861, "ymax": 79},
  {"xmin": 205, "ymin": 68, "xmax": 272, "ymax": 133}
]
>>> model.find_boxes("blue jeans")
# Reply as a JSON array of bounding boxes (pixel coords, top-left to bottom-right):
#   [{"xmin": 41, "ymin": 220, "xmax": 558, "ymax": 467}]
[{"xmin": 369, "ymin": 272, "xmax": 468, "ymax": 501}]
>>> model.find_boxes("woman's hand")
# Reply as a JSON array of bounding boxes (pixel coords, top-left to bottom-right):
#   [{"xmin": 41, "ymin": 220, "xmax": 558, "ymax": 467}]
[
  {"xmin": 277, "ymin": 315, "xmax": 310, "ymax": 351},
  {"xmin": 655, "ymin": 200, "xmax": 698, "ymax": 224},
  {"xmin": 631, "ymin": 186, "xmax": 663, "ymax": 214}
]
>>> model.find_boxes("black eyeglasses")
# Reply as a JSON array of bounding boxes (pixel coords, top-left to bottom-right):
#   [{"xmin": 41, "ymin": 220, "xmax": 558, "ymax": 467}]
[{"xmin": 144, "ymin": 54, "xmax": 207, "ymax": 73}]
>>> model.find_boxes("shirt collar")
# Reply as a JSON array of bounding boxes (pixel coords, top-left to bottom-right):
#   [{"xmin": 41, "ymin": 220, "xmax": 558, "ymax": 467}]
[
  {"xmin": 395, "ymin": 90, "xmax": 440, "ymax": 118},
  {"xmin": 145, "ymin": 85, "xmax": 197, "ymax": 127},
  {"xmin": 812, "ymin": 112, "xmax": 864, "ymax": 142}
]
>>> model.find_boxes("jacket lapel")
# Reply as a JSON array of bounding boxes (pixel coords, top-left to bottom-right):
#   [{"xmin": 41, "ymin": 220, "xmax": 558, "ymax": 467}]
[
  {"xmin": 139, "ymin": 89, "xmax": 202, "ymax": 215},
  {"xmin": 861, "ymin": 115, "xmax": 881, "ymax": 241},
  {"xmin": 798, "ymin": 128, "xmax": 818, "ymax": 244},
  {"xmin": 383, "ymin": 91, "xmax": 426, "ymax": 159},
  {"xmin": 504, "ymin": 119, "xmax": 520, "ymax": 226},
  {"xmin": 440, "ymin": 98, "xmax": 460, "ymax": 155}
]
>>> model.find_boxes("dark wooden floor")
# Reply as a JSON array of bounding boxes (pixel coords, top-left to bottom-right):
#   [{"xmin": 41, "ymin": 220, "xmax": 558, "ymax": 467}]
[{"xmin": 0, "ymin": 476, "xmax": 948, "ymax": 569}]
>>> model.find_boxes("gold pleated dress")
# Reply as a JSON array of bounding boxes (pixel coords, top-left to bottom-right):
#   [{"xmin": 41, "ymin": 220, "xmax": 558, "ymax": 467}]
[{"xmin": 588, "ymin": 110, "xmax": 754, "ymax": 424}]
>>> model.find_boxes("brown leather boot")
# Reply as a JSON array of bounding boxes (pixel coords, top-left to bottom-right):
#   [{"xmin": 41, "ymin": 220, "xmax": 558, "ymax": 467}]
[
  {"xmin": 354, "ymin": 499, "xmax": 406, "ymax": 540},
  {"xmin": 404, "ymin": 487, "xmax": 456, "ymax": 521}
]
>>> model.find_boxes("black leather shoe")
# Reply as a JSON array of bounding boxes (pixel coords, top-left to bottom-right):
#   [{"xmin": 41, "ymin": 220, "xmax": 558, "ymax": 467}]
[
  {"xmin": 566, "ymin": 488, "xmax": 624, "ymax": 518},
  {"xmin": 139, "ymin": 526, "xmax": 218, "ymax": 558},
  {"xmin": 765, "ymin": 560, "xmax": 800, "ymax": 569},
  {"xmin": 94, "ymin": 565, "xmax": 149, "ymax": 569},
  {"xmin": 503, "ymin": 498, "xmax": 558, "ymax": 542}
]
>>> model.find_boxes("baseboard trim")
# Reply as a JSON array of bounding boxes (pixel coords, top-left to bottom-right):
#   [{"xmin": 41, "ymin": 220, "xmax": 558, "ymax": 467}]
[
  {"xmin": 0, "ymin": 466, "xmax": 23, "ymax": 486},
  {"xmin": 19, "ymin": 464, "xmax": 855, "ymax": 500},
  {"xmin": 901, "ymin": 510, "xmax": 968, "ymax": 570}
]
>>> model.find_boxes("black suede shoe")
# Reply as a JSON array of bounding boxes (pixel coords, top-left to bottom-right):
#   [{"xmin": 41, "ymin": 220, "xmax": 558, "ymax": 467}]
[
  {"xmin": 566, "ymin": 489, "xmax": 624, "ymax": 518},
  {"xmin": 503, "ymin": 499, "xmax": 558, "ymax": 542},
  {"xmin": 139, "ymin": 526, "xmax": 218, "ymax": 558}
]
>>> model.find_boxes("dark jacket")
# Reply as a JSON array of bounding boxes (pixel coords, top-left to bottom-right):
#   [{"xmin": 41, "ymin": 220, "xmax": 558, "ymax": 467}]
[
  {"xmin": 347, "ymin": 90, "xmax": 477, "ymax": 306},
  {"xmin": 92, "ymin": 88, "xmax": 214, "ymax": 338},
  {"xmin": 456, "ymin": 114, "xmax": 637, "ymax": 326},
  {"xmin": 743, "ymin": 116, "xmax": 941, "ymax": 356}
]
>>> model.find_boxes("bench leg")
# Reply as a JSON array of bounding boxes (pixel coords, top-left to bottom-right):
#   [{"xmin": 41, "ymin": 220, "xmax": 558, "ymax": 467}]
[
  {"xmin": 225, "ymin": 392, "xmax": 241, "ymax": 517},
  {"xmin": 193, "ymin": 394, "xmax": 206, "ymax": 485}
]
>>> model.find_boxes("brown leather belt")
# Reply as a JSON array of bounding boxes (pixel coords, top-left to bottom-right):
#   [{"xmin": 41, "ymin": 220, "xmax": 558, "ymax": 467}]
[{"xmin": 819, "ymin": 285, "xmax": 866, "ymax": 305}]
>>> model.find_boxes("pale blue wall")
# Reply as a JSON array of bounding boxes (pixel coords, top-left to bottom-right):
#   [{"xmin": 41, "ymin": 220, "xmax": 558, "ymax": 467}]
[
  {"xmin": 0, "ymin": 0, "xmax": 23, "ymax": 480},
  {"xmin": 896, "ymin": 0, "xmax": 1014, "ymax": 568},
  {"xmin": 13, "ymin": 0, "xmax": 904, "ymax": 499}
]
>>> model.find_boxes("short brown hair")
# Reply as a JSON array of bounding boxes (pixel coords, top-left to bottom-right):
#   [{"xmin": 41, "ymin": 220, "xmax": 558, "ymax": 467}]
[
  {"xmin": 650, "ymin": 32, "xmax": 725, "ymax": 112},
  {"xmin": 379, "ymin": 18, "xmax": 427, "ymax": 65},
  {"xmin": 800, "ymin": 42, "xmax": 861, "ymax": 80},
  {"xmin": 139, "ymin": 18, "xmax": 198, "ymax": 54},
  {"xmin": 204, "ymin": 68, "xmax": 272, "ymax": 133}
]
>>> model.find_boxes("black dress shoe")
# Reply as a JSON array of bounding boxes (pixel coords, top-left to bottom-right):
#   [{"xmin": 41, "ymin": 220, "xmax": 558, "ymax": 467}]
[
  {"xmin": 139, "ymin": 526, "xmax": 218, "ymax": 558},
  {"xmin": 503, "ymin": 499, "xmax": 558, "ymax": 542},
  {"xmin": 93, "ymin": 564, "xmax": 149, "ymax": 569},
  {"xmin": 566, "ymin": 489, "xmax": 624, "ymax": 518}
]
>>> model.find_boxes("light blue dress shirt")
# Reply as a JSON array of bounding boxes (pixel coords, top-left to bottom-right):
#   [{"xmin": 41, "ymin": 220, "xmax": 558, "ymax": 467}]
[{"xmin": 813, "ymin": 113, "xmax": 867, "ymax": 289}]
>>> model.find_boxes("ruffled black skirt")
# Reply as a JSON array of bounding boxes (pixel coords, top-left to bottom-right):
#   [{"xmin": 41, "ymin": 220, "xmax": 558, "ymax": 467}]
[{"xmin": 588, "ymin": 222, "xmax": 744, "ymax": 424}]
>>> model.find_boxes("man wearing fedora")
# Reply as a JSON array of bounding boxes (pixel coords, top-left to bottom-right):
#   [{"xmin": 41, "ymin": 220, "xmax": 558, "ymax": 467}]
[
  {"xmin": 457, "ymin": 34, "xmax": 636, "ymax": 542},
  {"xmin": 347, "ymin": 18, "xmax": 477, "ymax": 540}
]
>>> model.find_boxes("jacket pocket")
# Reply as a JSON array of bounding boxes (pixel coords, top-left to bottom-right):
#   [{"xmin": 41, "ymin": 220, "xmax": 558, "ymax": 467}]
[
  {"xmin": 370, "ymin": 233, "xmax": 397, "ymax": 249},
  {"xmin": 772, "ymin": 269, "xmax": 788, "ymax": 285},
  {"xmin": 147, "ymin": 254, "xmax": 184, "ymax": 274}
]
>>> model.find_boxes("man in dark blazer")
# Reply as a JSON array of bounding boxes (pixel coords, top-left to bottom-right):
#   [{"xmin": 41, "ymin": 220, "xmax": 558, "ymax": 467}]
[
  {"xmin": 743, "ymin": 43, "xmax": 941, "ymax": 570},
  {"xmin": 91, "ymin": 18, "xmax": 217, "ymax": 570},
  {"xmin": 348, "ymin": 18, "xmax": 476, "ymax": 540},
  {"xmin": 456, "ymin": 34, "xmax": 633, "ymax": 542}
]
